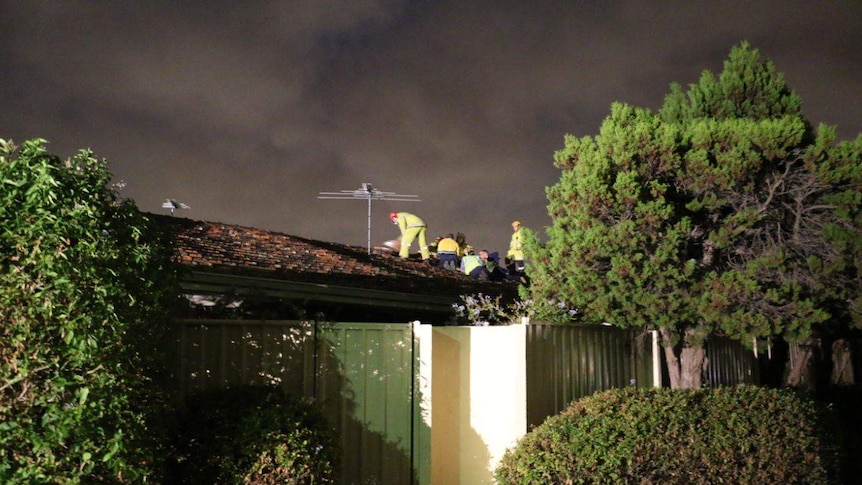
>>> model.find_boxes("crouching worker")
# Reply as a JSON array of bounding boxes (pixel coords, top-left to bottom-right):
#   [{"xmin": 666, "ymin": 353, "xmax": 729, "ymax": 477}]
[
  {"xmin": 436, "ymin": 233, "xmax": 460, "ymax": 271},
  {"xmin": 390, "ymin": 211, "xmax": 430, "ymax": 260},
  {"xmin": 460, "ymin": 246, "xmax": 488, "ymax": 279}
]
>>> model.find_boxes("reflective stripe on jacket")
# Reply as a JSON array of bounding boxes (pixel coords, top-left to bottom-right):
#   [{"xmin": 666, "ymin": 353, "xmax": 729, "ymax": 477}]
[{"xmin": 436, "ymin": 237, "xmax": 460, "ymax": 255}]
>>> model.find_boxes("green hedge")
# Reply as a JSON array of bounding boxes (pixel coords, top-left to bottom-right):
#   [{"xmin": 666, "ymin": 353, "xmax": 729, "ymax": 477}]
[
  {"xmin": 496, "ymin": 386, "xmax": 838, "ymax": 484},
  {"xmin": 167, "ymin": 385, "xmax": 338, "ymax": 484}
]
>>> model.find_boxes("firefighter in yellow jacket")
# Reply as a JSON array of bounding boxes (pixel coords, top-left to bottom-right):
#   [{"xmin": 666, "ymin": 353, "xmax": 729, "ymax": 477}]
[
  {"xmin": 507, "ymin": 220, "xmax": 525, "ymax": 273},
  {"xmin": 390, "ymin": 211, "xmax": 430, "ymax": 260}
]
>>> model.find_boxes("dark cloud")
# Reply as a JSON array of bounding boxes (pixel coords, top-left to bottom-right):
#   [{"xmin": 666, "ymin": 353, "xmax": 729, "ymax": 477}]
[{"xmin": 2, "ymin": 1, "xmax": 860, "ymax": 252}]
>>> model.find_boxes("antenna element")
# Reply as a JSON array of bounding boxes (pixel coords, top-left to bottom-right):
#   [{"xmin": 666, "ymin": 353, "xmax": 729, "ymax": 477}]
[{"xmin": 318, "ymin": 182, "xmax": 420, "ymax": 253}]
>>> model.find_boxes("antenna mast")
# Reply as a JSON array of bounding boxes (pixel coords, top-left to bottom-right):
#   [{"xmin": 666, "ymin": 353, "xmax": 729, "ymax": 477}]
[{"xmin": 318, "ymin": 182, "xmax": 420, "ymax": 254}]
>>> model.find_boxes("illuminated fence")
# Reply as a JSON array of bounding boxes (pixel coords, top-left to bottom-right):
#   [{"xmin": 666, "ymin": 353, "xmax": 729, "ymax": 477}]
[
  {"xmin": 169, "ymin": 320, "xmax": 758, "ymax": 485},
  {"xmin": 170, "ymin": 320, "xmax": 421, "ymax": 485}
]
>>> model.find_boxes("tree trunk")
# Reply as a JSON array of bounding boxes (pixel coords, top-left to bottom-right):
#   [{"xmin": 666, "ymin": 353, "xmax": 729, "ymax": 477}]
[
  {"xmin": 659, "ymin": 327, "xmax": 707, "ymax": 389},
  {"xmin": 831, "ymin": 338, "xmax": 855, "ymax": 386},
  {"xmin": 786, "ymin": 337, "xmax": 820, "ymax": 390},
  {"xmin": 661, "ymin": 331, "xmax": 682, "ymax": 389},
  {"xmin": 679, "ymin": 346, "xmax": 706, "ymax": 389}
]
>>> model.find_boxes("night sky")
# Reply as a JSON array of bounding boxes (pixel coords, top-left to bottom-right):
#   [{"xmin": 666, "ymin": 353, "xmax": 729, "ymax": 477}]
[{"xmin": 2, "ymin": 1, "xmax": 860, "ymax": 255}]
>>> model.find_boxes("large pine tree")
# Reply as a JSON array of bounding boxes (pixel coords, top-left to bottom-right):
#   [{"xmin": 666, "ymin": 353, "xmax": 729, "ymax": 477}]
[{"xmin": 525, "ymin": 43, "xmax": 862, "ymax": 389}]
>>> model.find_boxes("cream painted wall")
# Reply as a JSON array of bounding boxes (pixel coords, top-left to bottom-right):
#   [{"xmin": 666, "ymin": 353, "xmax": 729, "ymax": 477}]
[
  {"xmin": 428, "ymin": 325, "xmax": 527, "ymax": 484},
  {"xmin": 414, "ymin": 322, "xmax": 434, "ymax": 485}
]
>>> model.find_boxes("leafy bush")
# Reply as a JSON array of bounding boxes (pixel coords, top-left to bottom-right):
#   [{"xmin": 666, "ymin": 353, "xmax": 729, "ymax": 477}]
[
  {"xmin": 452, "ymin": 293, "xmax": 510, "ymax": 325},
  {"xmin": 496, "ymin": 386, "xmax": 838, "ymax": 484},
  {"xmin": 451, "ymin": 293, "xmax": 578, "ymax": 325},
  {"xmin": 168, "ymin": 385, "xmax": 338, "ymax": 484},
  {"xmin": 0, "ymin": 139, "xmax": 178, "ymax": 483}
]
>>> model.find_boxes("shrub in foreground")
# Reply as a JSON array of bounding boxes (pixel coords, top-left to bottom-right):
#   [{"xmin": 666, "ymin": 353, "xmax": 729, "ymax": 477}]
[
  {"xmin": 168, "ymin": 385, "xmax": 337, "ymax": 484},
  {"xmin": 496, "ymin": 386, "xmax": 836, "ymax": 484},
  {"xmin": 1, "ymin": 139, "xmax": 177, "ymax": 483}
]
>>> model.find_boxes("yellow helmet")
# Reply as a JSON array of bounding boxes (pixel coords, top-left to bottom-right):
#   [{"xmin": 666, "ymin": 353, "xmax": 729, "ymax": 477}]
[{"xmin": 512, "ymin": 220, "xmax": 521, "ymax": 227}]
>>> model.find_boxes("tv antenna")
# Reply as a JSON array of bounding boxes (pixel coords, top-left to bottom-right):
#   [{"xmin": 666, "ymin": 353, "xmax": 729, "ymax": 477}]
[
  {"xmin": 162, "ymin": 199, "xmax": 190, "ymax": 215},
  {"xmin": 318, "ymin": 182, "xmax": 420, "ymax": 254}
]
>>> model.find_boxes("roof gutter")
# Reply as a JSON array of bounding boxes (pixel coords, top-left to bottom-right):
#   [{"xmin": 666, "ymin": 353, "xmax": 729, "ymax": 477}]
[{"xmin": 181, "ymin": 270, "xmax": 460, "ymax": 313}]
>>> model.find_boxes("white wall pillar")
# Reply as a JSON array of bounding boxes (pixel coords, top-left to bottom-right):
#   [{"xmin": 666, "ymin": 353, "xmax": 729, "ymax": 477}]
[
  {"xmin": 413, "ymin": 321, "xmax": 434, "ymax": 485},
  {"xmin": 431, "ymin": 325, "xmax": 527, "ymax": 484}
]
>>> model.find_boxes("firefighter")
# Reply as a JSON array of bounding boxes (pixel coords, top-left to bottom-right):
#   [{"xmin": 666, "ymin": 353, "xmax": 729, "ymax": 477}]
[
  {"xmin": 506, "ymin": 220, "xmax": 525, "ymax": 273},
  {"xmin": 390, "ymin": 211, "xmax": 430, "ymax": 260}
]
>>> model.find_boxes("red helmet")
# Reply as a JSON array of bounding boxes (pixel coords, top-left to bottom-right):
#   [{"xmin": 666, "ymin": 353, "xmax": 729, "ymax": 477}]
[{"xmin": 389, "ymin": 212, "xmax": 398, "ymax": 221}]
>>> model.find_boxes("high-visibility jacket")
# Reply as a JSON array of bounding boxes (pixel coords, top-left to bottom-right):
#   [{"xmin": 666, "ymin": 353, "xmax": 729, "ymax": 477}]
[
  {"xmin": 436, "ymin": 237, "xmax": 460, "ymax": 255},
  {"xmin": 395, "ymin": 212, "xmax": 426, "ymax": 232},
  {"xmin": 507, "ymin": 228, "xmax": 523, "ymax": 260},
  {"xmin": 461, "ymin": 254, "xmax": 484, "ymax": 275}
]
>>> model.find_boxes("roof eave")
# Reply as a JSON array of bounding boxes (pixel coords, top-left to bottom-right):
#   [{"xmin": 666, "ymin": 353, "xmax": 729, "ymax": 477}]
[{"xmin": 181, "ymin": 270, "xmax": 460, "ymax": 313}]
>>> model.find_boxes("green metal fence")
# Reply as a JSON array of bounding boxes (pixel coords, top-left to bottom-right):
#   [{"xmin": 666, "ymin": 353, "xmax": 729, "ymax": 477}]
[
  {"xmin": 525, "ymin": 323, "xmax": 657, "ymax": 428},
  {"xmin": 704, "ymin": 336, "xmax": 761, "ymax": 386},
  {"xmin": 170, "ymin": 320, "xmax": 758, "ymax": 483},
  {"xmin": 170, "ymin": 320, "xmax": 421, "ymax": 485}
]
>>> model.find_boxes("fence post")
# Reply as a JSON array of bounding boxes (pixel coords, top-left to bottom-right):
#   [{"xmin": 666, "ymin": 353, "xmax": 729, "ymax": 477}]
[{"xmin": 652, "ymin": 330, "xmax": 662, "ymax": 388}]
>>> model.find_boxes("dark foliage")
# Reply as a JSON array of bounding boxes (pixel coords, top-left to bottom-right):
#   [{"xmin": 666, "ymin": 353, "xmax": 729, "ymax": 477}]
[
  {"xmin": 167, "ymin": 385, "xmax": 338, "ymax": 484},
  {"xmin": 1, "ymin": 138, "xmax": 179, "ymax": 483}
]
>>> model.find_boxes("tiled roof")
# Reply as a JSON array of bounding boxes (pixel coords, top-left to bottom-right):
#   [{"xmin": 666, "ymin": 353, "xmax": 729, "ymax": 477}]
[{"xmin": 153, "ymin": 215, "xmax": 518, "ymax": 300}]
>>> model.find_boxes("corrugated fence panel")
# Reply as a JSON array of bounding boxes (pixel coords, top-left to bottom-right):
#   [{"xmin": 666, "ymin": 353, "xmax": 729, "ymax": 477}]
[
  {"xmin": 526, "ymin": 324, "xmax": 654, "ymax": 429},
  {"xmin": 315, "ymin": 323, "xmax": 418, "ymax": 485},
  {"xmin": 171, "ymin": 320, "xmax": 419, "ymax": 485},
  {"xmin": 171, "ymin": 320, "xmax": 312, "ymax": 395},
  {"xmin": 705, "ymin": 337, "xmax": 760, "ymax": 386}
]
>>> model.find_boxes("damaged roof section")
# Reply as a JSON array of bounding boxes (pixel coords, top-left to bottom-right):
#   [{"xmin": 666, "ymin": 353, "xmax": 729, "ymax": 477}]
[{"xmin": 155, "ymin": 215, "xmax": 518, "ymax": 323}]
